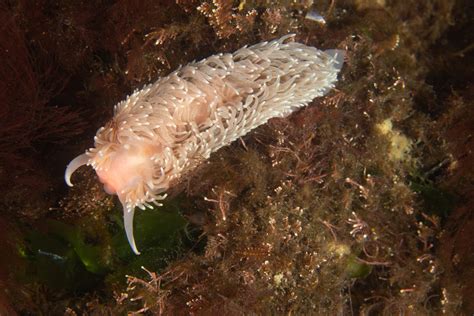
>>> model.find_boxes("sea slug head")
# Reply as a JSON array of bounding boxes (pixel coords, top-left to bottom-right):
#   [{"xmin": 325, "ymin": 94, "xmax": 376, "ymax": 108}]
[{"xmin": 65, "ymin": 130, "xmax": 165, "ymax": 255}]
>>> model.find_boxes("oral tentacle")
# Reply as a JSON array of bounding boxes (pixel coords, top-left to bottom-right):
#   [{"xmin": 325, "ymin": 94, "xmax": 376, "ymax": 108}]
[
  {"xmin": 121, "ymin": 198, "xmax": 140, "ymax": 255},
  {"xmin": 64, "ymin": 153, "xmax": 89, "ymax": 187}
]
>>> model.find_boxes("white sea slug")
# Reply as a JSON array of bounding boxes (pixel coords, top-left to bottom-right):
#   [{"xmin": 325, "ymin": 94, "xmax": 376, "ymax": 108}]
[{"xmin": 65, "ymin": 35, "xmax": 344, "ymax": 254}]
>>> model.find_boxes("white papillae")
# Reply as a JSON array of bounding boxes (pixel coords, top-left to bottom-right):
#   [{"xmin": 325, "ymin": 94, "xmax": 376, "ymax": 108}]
[{"xmin": 65, "ymin": 34, "xmax": 344, "ymax": 254}]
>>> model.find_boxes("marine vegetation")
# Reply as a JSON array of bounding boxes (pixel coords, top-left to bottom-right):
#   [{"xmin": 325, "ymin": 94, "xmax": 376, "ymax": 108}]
[{"xmin": 0, "ymin": 0, "xmax": 472, "ymax": 315}]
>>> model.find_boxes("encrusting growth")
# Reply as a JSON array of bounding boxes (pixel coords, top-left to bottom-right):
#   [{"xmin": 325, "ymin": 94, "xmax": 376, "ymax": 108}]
[{"xmin": 65, "ymin": 34, "xmax": 345, "ymax": 254}]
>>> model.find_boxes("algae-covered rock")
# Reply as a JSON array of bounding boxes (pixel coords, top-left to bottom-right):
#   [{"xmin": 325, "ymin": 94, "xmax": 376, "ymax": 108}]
[{"xmin": 1, "ymin": 0, "xmax": 471, "ymax": 314}]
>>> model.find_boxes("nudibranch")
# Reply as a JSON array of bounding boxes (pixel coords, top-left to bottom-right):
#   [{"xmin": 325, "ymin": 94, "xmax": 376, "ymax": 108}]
[{"xmin": 65, "ymin": 34, "xmax": 344, "ymax": 254}]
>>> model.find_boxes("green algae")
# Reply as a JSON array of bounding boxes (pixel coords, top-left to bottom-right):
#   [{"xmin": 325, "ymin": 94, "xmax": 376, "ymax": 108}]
[
  {"xmin": 19, "ymin": 221, "xmax": 104, "ymax": 291},
  {"xmin": 410, "ymin": 175, "xmax": 457, "ymax": 218},
  {"xmin": 17, "ymin": 199, "xmax": 188, "ymax": 293},
  {"xmin": 345, "ymin": 255, "xmax": 372, "ymax": 279}
]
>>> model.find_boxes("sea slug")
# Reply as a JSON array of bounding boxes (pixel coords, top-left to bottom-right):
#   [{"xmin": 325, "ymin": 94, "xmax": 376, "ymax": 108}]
[{"xmin": 65, "ymin": 34, "xmax": 345, "ymax": 254}]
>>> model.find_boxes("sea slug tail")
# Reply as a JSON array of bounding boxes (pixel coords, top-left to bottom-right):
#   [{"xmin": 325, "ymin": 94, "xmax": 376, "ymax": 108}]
[{"xmin": 324, "ymin": 49, "xmax": 346, "ymax": 72}]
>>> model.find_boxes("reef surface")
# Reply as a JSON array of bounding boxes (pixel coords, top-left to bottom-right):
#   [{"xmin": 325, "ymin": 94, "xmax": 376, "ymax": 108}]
[{"xmin": 0, "ymin": 0, "xmax": 472, "ymax": 315}]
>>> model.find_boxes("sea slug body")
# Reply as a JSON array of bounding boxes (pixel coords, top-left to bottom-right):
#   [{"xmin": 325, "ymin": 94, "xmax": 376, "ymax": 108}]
[{"xmin": 65, "ymin": 34, "xmax": 345, "ymax": 254}]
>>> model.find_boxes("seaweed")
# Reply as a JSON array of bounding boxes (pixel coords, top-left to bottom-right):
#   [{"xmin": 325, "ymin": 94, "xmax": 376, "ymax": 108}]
[{"xmin": 1, "ymin": 0, "xmax": 471, "ymax": 314}]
